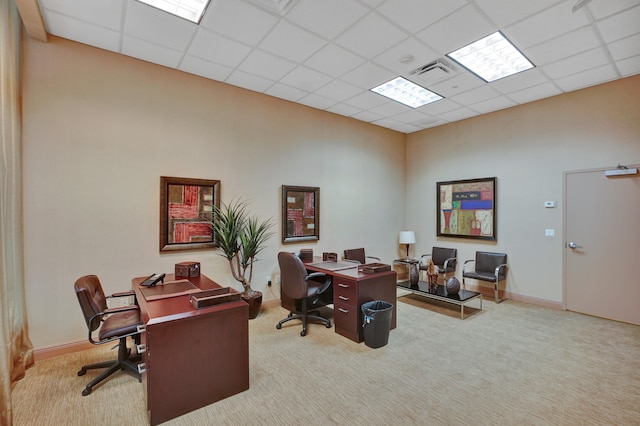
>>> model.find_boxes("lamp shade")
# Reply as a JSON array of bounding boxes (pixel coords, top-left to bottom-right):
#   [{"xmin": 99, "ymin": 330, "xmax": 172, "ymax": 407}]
[{"xmin": 399, "ymin": 231, "xmax": 416, "ymax": 244}]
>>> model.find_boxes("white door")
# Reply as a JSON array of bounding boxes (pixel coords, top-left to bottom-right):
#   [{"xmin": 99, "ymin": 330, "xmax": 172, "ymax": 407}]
[{"xmin": 564, "ymin": 166, "xmax": 640, "ymax": 325}]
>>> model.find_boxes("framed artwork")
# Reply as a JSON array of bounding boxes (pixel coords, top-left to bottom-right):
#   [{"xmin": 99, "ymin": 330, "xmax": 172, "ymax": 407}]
[
  {"xmin": 282, "ymin": 185, "xmax": 319, "ymax": 243},
  {"xmin": 159, "ymin": 176, "xmax": 220, "ymax": 252},
  {"xmin": 437, "ymin": 177, "xmax": 496, "ymax": 241}
]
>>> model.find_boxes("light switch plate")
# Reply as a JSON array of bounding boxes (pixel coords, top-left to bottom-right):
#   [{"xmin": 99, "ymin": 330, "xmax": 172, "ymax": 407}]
[{"xmin": 545, "ymin": 229, "xmax": 555, "ymax": 237}]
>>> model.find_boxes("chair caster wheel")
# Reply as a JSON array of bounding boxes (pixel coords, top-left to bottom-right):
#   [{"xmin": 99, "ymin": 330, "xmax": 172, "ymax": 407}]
[
  {"xmin": 82, "ymin": 388, "xmax": 91, "ymax": 396},
  {"xmin": 325, "ymin": 322, "xmax": 332, "ymax": 328},
  {"xmin": 300, "ymin": 330, "xmax": 306, "ymax": 336},
  {"xmin": 77, "ymin": 369, "xmax": 86, "ymax": 376},
  {"xmin": 276, "ymin": 323, "xmax": 282, "ymax": 329}
]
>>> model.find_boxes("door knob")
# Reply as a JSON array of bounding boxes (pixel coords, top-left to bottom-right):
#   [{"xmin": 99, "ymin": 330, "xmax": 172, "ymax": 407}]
[{"xmin": 568, "ymin": 242, "xmax": 583, "ymax": 249}]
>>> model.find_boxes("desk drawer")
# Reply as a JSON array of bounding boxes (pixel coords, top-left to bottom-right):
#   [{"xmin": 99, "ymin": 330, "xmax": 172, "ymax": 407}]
[
  {"xmin": 334, "ymin": 301, "xmax": 358, "ymax": 330},
  {"xmin": 333, "ymin": 278, "xmax": 357, "ymax": 303}
]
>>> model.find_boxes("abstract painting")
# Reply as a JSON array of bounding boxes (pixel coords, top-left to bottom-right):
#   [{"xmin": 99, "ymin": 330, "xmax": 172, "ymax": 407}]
[
  {"xmin": 282, "ymin": 185, "xmax": 319, "ymax": 243},
  {"xmin": 437, "ymin": 177, "xmax": 496, "ymax": 241}
]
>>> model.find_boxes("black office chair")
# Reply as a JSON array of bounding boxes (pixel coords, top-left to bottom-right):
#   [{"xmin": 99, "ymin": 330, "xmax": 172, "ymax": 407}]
[
  {"xmin": 276, "ymin": 252, "xmax": 332, "ymax": 336},
  {"xmin": 74, "ymin": 275, "xmax": 143, "ymax": 395},
  {"xmin": 419, "ymin": 247, "xmax": 458, "ymax": 284},
  {"xmin": 462, "ymin": 251, "xmax": 508, "ymax": 303},
  {"xmin": 343, "ymin": 248, "xmax": 380, "ymax": 265}
]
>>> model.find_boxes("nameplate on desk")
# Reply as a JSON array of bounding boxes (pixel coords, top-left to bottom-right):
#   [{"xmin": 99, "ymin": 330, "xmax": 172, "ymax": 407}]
[
  {"xmin": 140, "ymin": 279, "xmax": 200, "ymax": 301},
  {"xmin": 307, "ymin": 261, "xmax": 358, "ymax": 271}
]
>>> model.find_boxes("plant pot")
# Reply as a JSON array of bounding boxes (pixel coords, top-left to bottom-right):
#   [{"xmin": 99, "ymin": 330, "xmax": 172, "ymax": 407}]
[{"xmin": 241, "ymin": 290, "xmax": 263, "ymax": 319}]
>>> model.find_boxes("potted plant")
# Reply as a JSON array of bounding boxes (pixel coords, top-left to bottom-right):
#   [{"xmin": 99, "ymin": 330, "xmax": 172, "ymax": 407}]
[{"xmin": 211, "ymin": 199, "xmax": 274, "ymax": 319}]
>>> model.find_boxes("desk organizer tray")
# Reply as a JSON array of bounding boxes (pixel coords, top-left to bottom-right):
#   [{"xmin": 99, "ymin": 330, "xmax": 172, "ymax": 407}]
[
  {"xmin": 190, "ymin": 287, "xmax": 241, "ymax": 309},
  {"xmin": 359, "ymin": 263, "xmax": 391, "ymax": 274}
]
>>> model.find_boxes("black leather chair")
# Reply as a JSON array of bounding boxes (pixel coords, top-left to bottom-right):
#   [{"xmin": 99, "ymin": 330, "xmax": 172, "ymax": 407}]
[
  {"xmin": 462, "ymin": 251, "xmax": 508, "ymax": 303},
  {"xmin": 419, "ymin": 247, "xmax": 458, "ymax": 284},
  {"xmin": 74, "ymin": 275, "xmax": 143, "ymax": 395},
  {"xmin": 276, "ymin": 252, "xmax": 332, "ymax": 336},
  {"xmin": 343, "ymin": 248, "xmax": 380, "ymax": 265}
]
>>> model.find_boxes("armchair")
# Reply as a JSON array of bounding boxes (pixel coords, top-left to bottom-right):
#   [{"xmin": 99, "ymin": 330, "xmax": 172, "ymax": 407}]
[
  {"xmin": 343, "ymin": 248, "xmax": 381, "ymax": 265},
  {"xmin": 462, "ymin": 251, "xmax": 508, "ymax": 303},
  {"xmin": 276, "ymin": 252, "xmax": 332, "ymax": 336},
  {"xmin": 419, "ymin": 247, "xmax": 458, "ymax": 285},
  {"xmin": 74, "ymin": 275, "xmax": 143, "ymax": 395}
]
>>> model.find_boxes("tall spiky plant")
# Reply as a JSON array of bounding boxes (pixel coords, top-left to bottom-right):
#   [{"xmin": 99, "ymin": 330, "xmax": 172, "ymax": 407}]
[{"xmin": 211, "ymin": 199, "xmax": 274, "ymax": 295}]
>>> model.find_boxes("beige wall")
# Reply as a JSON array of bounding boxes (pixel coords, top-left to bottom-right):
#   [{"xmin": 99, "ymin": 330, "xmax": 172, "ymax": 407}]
[
  {"xmin": 406, "ymin": 75, "xmax": 640, "ymax": 303},
  {"xmin": 21, "ymin": 36, "xmax": 406, "ymax": 349}
]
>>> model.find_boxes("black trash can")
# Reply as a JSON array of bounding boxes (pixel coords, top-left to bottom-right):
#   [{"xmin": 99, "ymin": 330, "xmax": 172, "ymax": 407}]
[{"xmin": 361, "ymin": 300, "xmax": 393, "ymax": 348}]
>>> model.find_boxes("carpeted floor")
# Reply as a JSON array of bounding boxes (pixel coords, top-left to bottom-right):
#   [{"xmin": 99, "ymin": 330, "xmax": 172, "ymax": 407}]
[{"xmin": 11, "ymin": 294, "xmax": 640, "ymax": 425}]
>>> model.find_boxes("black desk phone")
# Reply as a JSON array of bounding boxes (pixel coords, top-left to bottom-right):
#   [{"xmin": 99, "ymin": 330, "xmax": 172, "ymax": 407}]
[{"xmin": 140, "ymin": 273, "xmax": 166, "ymax": 287}]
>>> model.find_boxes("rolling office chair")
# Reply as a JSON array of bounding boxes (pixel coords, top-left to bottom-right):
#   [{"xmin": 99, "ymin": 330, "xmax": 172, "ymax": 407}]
[
  {"xmin": 74, "ymin": 275, "xmax": 143, "ymax": 396},
  {"xmin": 419, "ymin": 247, "xmax": 458, "ymax": 285},
  {"xmin": 343, "ymin": 248, "xmax": 381, "ymax": 265},
  {"xmin": 276, "ymin": 252, "xmax": 332, "ymax": 336}
]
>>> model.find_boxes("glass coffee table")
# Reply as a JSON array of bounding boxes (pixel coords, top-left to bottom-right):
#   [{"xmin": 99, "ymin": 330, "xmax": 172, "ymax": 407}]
[{"xmin": 397, "ymin": 280, "xmax": 482, "ymax": 319}]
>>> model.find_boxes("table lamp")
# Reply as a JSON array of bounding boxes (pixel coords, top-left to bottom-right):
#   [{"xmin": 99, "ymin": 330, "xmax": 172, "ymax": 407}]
[{"xmin": 399, "ymin": 231, "xmax": 416, "ymax": 260}]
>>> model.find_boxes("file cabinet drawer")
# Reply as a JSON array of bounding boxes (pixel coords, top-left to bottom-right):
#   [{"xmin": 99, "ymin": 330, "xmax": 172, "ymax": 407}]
[
  {"xmin": 333, "ymin": 278, "xmax": 356, "ymax": 302},
  {"xmin": 334, "ymin": 301, "xmax": 358, "ymax": 341}
]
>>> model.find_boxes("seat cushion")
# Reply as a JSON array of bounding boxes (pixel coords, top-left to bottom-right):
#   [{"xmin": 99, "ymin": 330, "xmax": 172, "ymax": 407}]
[
  {"xmin": 99, "ymin": 310, "xmax": 142, "ymax": 341},
  {"xmin": 463, "ymin": 270, "xmax": 498, "ymax": 282}
]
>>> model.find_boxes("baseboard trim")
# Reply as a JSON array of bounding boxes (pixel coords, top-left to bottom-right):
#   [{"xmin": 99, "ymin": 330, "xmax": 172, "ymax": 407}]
[
  {"xmin": 462, "ymin": 284, "xmax": 562, "ymax": 310},
  {"xmin": 34, "ymin": 340, "xmax": 94, "ymax": 362}
]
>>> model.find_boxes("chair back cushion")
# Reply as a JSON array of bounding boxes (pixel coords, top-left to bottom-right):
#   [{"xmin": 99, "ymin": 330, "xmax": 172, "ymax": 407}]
[
  {"xmin": 278, "ymin": 252, "xmax": 309, "ymax": 300},
  {"xmin": 74, "ymin": 275, "xmax": 108, "ymax": 332},
  {"xmin": 432, "ymin": 247, "xmax": 457, "ymax": 272},
  {"xmin": 475, "ymin": 251, "xmax": 508, "ymax": 278},
  {"xmin": 343, "ymin": 248, "xmax": 366, "ymax": 264}
]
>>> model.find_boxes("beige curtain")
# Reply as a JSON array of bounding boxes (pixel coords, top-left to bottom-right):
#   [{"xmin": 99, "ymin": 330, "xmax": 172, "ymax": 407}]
[{"xmin": 1, "ymin": 0, "xmax": 35, "ymax": 423}]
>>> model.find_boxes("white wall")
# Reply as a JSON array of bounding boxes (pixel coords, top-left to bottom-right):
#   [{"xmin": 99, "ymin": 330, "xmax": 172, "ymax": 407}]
[
  {"xmin": 21, "ymin": 36, "xmax": 406, "ymax": 349},
  {"xmin": 406, "ymin": 75, "xmax": 640, "ymax": 303}
]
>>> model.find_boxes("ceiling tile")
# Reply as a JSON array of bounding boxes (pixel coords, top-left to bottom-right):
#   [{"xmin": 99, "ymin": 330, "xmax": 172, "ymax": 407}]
[
  {"xmin": 225, "ymin": 69, "xmax": 274, "ymax": 92},
  {"xmin": 326, "ymin": 103, "xmax": 362, "ymax": 117},
  {"xmin": 608, "ymin": 33, "xmax": 640, "ymax": 60},
  {"xmin": 179, "ymin": 55, "xmax": 233, "ymax": 81},
  {"xmin": 304, "ymin": 44, "xmax": 366, "ymax": 78},
  {"xmin": 188, "ymin": 29, "xmax": 253, "ymax": 68},
  {"xmin": 416, "ymin": 5, "xmax": 495, "ymax": 54},
  {"xmin": 448, "ymin": 85, "xmax": 500, "ymax": 106},
  {"xmin": 121, "ymin": 36, "xmax": 183, "ymax": 68},
  {"xmin": 343, "ymin": 90, "xmax": 389, "ymax": 110},
  {"xmin": 279, "ymin": 65, "xmax": 332, "ymax": 92},
  {"xmin": 42, "ymin": 11, "xmax": 121, "ymax": 53},
  {"xmin": 541, "ymin": 47, "xmax": 610, "ymax": 79},
  {"xmin": 616, "ymin": 55, "xmax": 640, "ymax": 76},
  {"xmin": 372, "ymin": 37, "xmax": 439, "ymax": 76},
  {"xmin": 469, "ymin": 95, "xmax": 517, "ymax": 114},
  {"xmin": 505, "ymin": 2, "xmax": 590, "ymax": 49},
  {"xmin": 474, "ymin": 0, "xmax": 560, "ymax": 27},
  {"xmin": 315, "ymin": 79, "xmax": 362, "ymax": 102},
  {"xmin": 490, "ymin": 68, "xmax": 550, "ymax": 94},
  {"xmin": 596, "ymin": 5, "xmax": 640, "ymax": 43},
  {"xmin": 286, "ymin": 0, "xmax": 368, "ymax": 39},
  {"xmin": 200, "ymin": 0, "xmax": 280, "ymax": 46},
  {"xmin": 340, "ymin": 61, "xmax": 395, "ymax": 90},
  {"xmin": 238, "ymin": 49, "xmax": 297, "ymax": 80},
  {"xmin": 298, "ymin": 93, "xmax": 338, "ymax": 110},
  {"xmin": 376, "ymin": 0, "xmax": 467, "ymax": 34},
  {"xmin": 40, "ymin": 0, "xmax": 124, "ymax": 30},
  {"xmin": 335, "ymin": 12, "xmax": 408, "ymax": 58},
  {"xmin": 258, "ymin": 20, "xmax": 326, "ymax": 63},
  {"xmin": 507, "ymin": 82, "xmax": 562, "ymax": 104},
  {"xmin": 265, "ymin": 83, "xmax": 308, "ymax": 102},
  {"xmin": 525, "ymin": 26, "xmax": 601, "ymax": 66},
  {"xmin": 124, "ymin": 0, "xmax": 197, "ymax": 51},
  {"xmin": 589, "ymin": 0, "xmax": 640, "ymax": 20},
  {"xmin": 554, "ymin": 64, "xmax": 619, "ymax": 91}
]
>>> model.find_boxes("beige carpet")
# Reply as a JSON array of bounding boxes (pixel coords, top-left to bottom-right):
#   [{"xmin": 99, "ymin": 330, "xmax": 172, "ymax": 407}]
[{"xmin": 11, "ymin": 295, "xmax": 640, "ymax": 425}]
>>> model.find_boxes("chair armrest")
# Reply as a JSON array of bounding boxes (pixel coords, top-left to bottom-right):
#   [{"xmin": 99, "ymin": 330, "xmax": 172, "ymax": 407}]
[
  {"xmin": 443, "ymin": 257, "xmax": 457, "ymax": 272},
  {"xmin": 110, "ymin": 290, "xmax": 135, "ymax": 298},
  {"xmin": 494, "ymin": 263, "xmax": 508, "ymax": 280},
  {"xmin": 462, "ymin": 259, "xmax": 475, "ymax": 274},
  {"xmin": 365, "ymin": 256, "xmax": 381, "ymax": 262},
  {"xmin": 306, "ymin": 272, "xmax": 332, "ymax": 294},
  {"xmin": 103, "ymin": 305, "xmax": 139, "ymax": 315}
]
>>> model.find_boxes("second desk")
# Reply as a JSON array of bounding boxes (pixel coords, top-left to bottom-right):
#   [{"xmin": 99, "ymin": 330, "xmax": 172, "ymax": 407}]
[{"xmin": 281, "ymin": 260, "xmax": 397, "ymax": 343}]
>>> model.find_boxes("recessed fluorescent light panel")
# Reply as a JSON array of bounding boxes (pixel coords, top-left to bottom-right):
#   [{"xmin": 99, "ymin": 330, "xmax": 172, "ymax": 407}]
[
  {"xmin": 136, "ymin": 0, "xmax": 211, "ymax": 24},
  {"xmin": 370, "ymin": 77, "xmax": 443, "ymax": 108},
  {"xmin": 447, "ymin": 31, "xmax": 534, "ymax": 83}
]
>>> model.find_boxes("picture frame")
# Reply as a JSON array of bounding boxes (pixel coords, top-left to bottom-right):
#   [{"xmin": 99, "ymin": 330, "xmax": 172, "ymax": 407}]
[
  {"xmin": 436, "ymin": 177, "xmax": 496, "ymax": 241},
  {"xmin": 282, "ymin": 185, "xmax": 320, "ymax": 243},
  {"xmin": 159, "ymin": 176, "xmax": 220, "ymax": 252}
]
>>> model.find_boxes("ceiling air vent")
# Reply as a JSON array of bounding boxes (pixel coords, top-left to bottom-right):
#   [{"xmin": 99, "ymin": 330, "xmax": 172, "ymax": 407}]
[{"xmin": 409, "ymin": 59, "xmax": 456, "ymax": 85}]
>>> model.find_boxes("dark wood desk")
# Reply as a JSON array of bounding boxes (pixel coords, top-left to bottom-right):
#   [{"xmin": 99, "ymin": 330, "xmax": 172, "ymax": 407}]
[
  {"xmin": 281, "ymin": 260, "xmax": 397, "ymax": 343},
  {"xmin": 133, "ymin": 274, "xmax": 249, "ymax": 426}
]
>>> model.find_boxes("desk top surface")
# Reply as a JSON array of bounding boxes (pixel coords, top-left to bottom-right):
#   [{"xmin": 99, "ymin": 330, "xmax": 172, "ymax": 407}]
[{"xmin": 133, "ymin": 274, "xmax": 246, "ymax": 324}]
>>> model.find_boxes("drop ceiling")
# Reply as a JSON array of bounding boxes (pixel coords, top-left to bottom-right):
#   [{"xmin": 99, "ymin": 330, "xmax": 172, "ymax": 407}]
[{"xmin": 27, "ymin": 0, "xmax": 640, "ymax": 133}]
